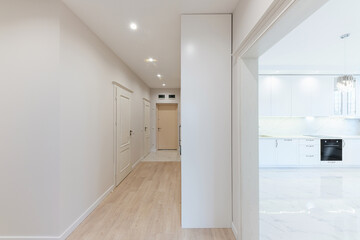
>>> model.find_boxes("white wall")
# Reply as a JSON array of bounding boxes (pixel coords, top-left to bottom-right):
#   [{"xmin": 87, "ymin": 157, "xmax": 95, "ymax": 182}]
[
  {"xmin": 0, "ymin": 0, "xmax": 60, "ymax": 236},
  {"xmin": 232, "ymin": 0, "xmax": 274, "ymax": 51},
  {"xmin": 59, "ymin": 3, "xmax": 150, "ymax": 235},
  {"xmin": 150, "ymin": 88, "xmax": 181, "ymax": 152},
  {"xmin": 181, "ymin": 14, "xmax": 232, "ymax": 228},
  {"xmin": 0, "ymin": 0, "xmax": 150, "ymax": 238},
  {"xmin": 232, "ymin": 1, "xmax": 274, "ymax": 238}
]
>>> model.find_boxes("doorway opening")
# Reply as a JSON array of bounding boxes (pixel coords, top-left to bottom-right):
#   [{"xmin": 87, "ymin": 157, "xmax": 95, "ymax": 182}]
[{"xmin": 156, "ymin": 103, "xmax": 179, "ymax": 150}]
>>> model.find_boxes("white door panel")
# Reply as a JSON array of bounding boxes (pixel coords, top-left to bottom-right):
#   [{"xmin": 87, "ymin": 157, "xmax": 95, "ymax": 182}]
[
  {"xmin": 143, "ymin": 100, "xmax": 151, "ymax": 156},
  {"xmin": 116, "ymin": 86, "xmax": 132, "ymax": 186}
]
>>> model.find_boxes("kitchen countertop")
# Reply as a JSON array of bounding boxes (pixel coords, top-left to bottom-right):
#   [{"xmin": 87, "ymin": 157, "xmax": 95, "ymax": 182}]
[{"xmin": 259, "ymin": 135, "xmax": 360, "ymax": 139}]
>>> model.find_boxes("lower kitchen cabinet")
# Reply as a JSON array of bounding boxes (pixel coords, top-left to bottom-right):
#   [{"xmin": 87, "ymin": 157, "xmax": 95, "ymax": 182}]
[
  {"xmin": 299, "ymin": 139, "xmax": 320, "ymax": 166},
  {"xmin": 276, "ymin": 139, "xmax": 299, "ymax": 166},
  {"xmin": 259, "ymin": 138, "xmax": 276, "ymax": 167},
  {"xmin": 343, "ymin": 139, "xmax": 360, "ymax": 166},
  {"xmin": 259, "ymin": 138, "xmax": 299, "ymax": 167}
]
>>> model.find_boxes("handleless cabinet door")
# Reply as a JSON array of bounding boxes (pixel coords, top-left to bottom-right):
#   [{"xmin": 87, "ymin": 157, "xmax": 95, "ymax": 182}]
[
  {"xmin": 343, "ymin": 139, "xmax": 360, "ymax": 166},
  {"xmin": 259, "ymin": 138, "xmax": 276, "ymax": 167},
  {"xmin": 276, "ymin": 138, "xmax": 299, "ymax": 166},
  {"xmin": 259, "ymin": 77, "xmax": 272, "ymax": 117},
  {"xmin": 271, "ymin": 78, "xmax": 292, "ymax": 116}
]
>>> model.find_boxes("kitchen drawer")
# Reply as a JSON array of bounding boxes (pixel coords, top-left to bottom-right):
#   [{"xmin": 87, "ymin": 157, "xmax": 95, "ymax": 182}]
[
  {"xmin": 300, "ymin": 154, "xmax": 320, "ymax": 165},
  {"xmin": 299, "ymin": 144, "xmax": 319, "ymax": 155},
  {"xmin": 299, "ymin": 139, "xmax": 319, "ymax": 145}
]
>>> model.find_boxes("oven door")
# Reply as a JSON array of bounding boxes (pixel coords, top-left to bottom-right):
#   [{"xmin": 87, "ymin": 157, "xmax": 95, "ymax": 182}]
[{"xmin": 321, "ymin": 139, "xmax": 342, "ymax": 161}]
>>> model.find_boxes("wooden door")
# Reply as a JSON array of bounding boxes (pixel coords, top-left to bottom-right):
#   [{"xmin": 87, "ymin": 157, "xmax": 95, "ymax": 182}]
[
  {"xmin": 157, "ymin": 104, "xmax": 178, "ymax": 150},
  {"xmin": 115, "ymin": 86, "xmax": 132, "ymax": 186},
  {"xmin": 143, "ymin": 99, "xmax": 151, "ymax": 156}
]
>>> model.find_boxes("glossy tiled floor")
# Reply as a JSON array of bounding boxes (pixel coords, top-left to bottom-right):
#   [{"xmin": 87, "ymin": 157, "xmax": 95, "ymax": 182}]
[{"xmin": 260, "ymin": 168, "xmax": 360, "ymax": 240}]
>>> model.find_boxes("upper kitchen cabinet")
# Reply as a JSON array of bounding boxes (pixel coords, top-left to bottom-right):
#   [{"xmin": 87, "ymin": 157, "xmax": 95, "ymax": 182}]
[
  {"xmin": 293, "ymin": 76, "xmax": 334, "ymax": 117},
  {"xmin": 272, "ymin": 77, "xmax": 292, "ymax": 116},
  {"xmin": 259, "ymin": 76, "xmax": 292, "ymax": 116},
  {"xmin": 259, "ymin": 77, "xmax": 272, "ymax": 116},
  {"xmin": 259, "ymin": 75, "xmax": 335, "ymax": 117}
]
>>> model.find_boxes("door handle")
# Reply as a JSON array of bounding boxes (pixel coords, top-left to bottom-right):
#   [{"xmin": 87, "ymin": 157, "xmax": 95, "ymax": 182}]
[{"xmin": 130, "ymin": 130, "xmax": 133, "ymax": 136}]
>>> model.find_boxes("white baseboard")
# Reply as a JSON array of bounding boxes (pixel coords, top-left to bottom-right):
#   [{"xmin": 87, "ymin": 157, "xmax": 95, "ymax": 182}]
[
  {"xmin": 1, "ymin": 185, "xmax": 114, "ymax": 240},
  {"xmin": 132, "ymin": 156, "xmax": 144, "ymax": 169},
  {"xmin": 58, "ymin": 185, "xmax": 114, "ymax": 240},
  {"xmin": 0, "ymin": 236, "xmax": 58, "ymax": 240},
  {"xmin": 232, "ymin": 222, "xmax": 239, "ymax": 240}
]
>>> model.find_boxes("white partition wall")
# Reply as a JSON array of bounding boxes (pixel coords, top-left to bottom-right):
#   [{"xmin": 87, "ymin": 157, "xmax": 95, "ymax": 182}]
[{"xmin": 181, "ymin": 14, "xmax": 232, "ymax": 228}]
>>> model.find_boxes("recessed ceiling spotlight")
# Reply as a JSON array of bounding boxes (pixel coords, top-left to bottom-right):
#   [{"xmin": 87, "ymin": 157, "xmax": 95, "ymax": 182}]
[
  {"xmin": 129, "ymin": 22, "xmax": 137, "ymax": 30},
  {"xmin": 157, "ymin": 74, "xmax": 162, "ymax": 78},
  {"xmin": 145, "ymin": 57, "xmax": 157, "ymax": 63},
  {"xmin": 162, "ymin": 83, "xmax": 166, "ymax": 87}
]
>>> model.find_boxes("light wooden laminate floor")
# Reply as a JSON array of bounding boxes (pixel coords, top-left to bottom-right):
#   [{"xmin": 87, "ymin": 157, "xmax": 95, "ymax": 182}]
[{"xmin": 67, "ymin": 162, "xmax": 235, "ymax": 240}]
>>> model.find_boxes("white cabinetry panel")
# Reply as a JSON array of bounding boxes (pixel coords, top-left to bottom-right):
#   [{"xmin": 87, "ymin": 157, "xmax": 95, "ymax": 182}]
[
  {"xmin": 259, "ymin": 76, "xmax": 335, "ymax": 117},
  {"xmin": 276, "ymin": 139, "xmax": 299, "ymax": 166},
  {"xmin": 292, "ymin": 77, "xmax": 314, "ymax": 117},
  {"xmin": 312, "ymin": 77, "xmax": 334, "ymax": 116},
  {"xmin": 299, "ymin": 138, "xmax": 320, "ymax": 166},
  {"xmin": 343, "ymin": 139, "xmax": 360, "ymax": 166},
  {"xmin": 259, "ymin": 138, "xmax": 276, "ymax": 166},
  {"xmin": 259, "ymin": 77, "xmax": 272, "ymax": 117},
  {"xmin": 272, "ymin": 78, "xmax": 292, "ymax": 116}
]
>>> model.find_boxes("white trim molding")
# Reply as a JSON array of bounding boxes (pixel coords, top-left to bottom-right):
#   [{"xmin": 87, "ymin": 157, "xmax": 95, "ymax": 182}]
[
  {"xmin": 59, "ymin": 185, "xmax": 114, "ymax": 240},
  {"xmin": 232, "ymin": 222, "xmax": 239, "ymax": 240},
  {"xmin": 112, "ymin": 81, "xmax": 134, "ymax": 93}
]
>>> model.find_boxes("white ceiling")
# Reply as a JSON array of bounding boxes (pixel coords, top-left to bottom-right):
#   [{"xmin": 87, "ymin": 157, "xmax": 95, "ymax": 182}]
[
  {"xmin": 259, "ymin": 0, "xmax": 360, "ymax": 75},
  {"xmin": 62, "ymin": 0, "xmax": 240, "ymax": 88}
]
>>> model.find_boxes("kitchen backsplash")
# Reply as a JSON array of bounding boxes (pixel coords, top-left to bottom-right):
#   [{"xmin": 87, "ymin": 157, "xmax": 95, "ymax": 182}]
[{"xmin": 259, "ymin": 117, "xmax": 360, "ymax": 136}]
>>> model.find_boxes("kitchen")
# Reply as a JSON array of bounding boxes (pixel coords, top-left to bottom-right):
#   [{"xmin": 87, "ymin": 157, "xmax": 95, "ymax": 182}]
[{"xmin": 258, "ymin": 0, "xmax": 360, "ymax": 239}]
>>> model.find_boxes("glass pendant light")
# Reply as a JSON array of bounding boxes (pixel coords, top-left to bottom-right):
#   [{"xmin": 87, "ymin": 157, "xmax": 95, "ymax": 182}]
[{"xmin": 336, "ymin": 33, "xmax": 356, "ymax": 92}]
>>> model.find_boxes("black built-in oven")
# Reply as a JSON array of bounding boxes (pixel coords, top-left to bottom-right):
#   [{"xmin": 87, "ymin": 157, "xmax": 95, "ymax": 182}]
[{"xmin": 321, "ymin": 139, "xmax": 342, "ymax": 161}]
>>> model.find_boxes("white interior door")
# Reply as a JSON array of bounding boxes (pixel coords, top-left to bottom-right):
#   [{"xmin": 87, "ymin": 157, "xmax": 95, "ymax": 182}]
[
  {"xmin": 115, "ymin": 86, "xmax": 132, "ymax": 186},
  {"xmin": 143, "ymin": 99, "xmax": 151, "ymax": 156}
]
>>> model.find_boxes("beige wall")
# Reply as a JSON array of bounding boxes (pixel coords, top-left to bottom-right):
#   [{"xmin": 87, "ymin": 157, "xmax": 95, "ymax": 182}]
[
  {"xmin": 59, "ymin": 2, "xmax": 150, "ymax": 235},
  {"xmin": 0, "ymin": 0, "xmax": 150, "ymax": 238}
]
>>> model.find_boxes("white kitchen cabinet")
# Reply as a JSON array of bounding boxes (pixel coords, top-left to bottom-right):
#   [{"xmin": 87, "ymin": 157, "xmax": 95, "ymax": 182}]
[
  {"xmin": 259, "ymin": 138, "xmax": 276, "ymax": 166},
  {"xmin": 259, "ymin": 77, "xmax": 272, "ymax": 117},
  {"xmin": 272, "ymin": 78, "xmax": 292, "ymax": 116},
  {"xmin": 299, "ymin": 138, "xmax": 320, "ymax": 166},
  {"xmin": 292, "ymin": 77, "xmax": 314, "ymax": 116},
  {"xmin": 276, "ymin": 138, "xmax": 299, "ymax": 166},
  {"xmin": 259, "ymin": 76, "xmax": 335, "ymax": 117},
  {"xmin": 312, "ymin": 77, "xmax": 334, "ymax": 116},
  {"xmin": 343, "ymin": 139, "xmax": 360, "ymax": 166}
]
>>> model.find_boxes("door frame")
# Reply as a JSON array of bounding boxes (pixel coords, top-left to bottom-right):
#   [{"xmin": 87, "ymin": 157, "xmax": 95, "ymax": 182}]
[
  {"xmin": 113, "ymin": 81, "xmax": 133, "ymax": 187},
  {"xmin": 231, "ymin": 0, "xmax": 329, "ymax": 239},
  {"xmin": 156, "ymin": 103, "xmax": 179, "ymax": 150},
  {"xmin": 143, "ymin": 98, "xmax": 151, "ymax": 158}
]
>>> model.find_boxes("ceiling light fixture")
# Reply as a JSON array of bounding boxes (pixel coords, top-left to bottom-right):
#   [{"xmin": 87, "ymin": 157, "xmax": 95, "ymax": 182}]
[
  {"xmin": 157, "ymin": 74, "xmax": 162, "ymax": 79},
  {"xmin": 162, "ymin": 83, "xmax": 166, "ymax": 87},
  {"xmin": 129, "ymin": 22, "xmax": 137, "ymax": 30},
  {"xmin": 336, "ymin": 33, "xmax": 356, "ymax": 92},
  {"xmin": 145, "ymin": 57, "xmax": 157, "ymax": 63}
]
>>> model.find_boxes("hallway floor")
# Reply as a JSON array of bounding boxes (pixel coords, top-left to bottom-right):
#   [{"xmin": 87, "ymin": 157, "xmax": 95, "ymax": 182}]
[
  {"xmin": 68, "ymin": 161, "xmax": 235, "ymax": 240},
  {"xmin": 260, "ymin": 168, "xmax": 360, "ymax": 240},
  {"xmin": 143, "ymin": 150, "xmax": 181, "ymax": 162}
]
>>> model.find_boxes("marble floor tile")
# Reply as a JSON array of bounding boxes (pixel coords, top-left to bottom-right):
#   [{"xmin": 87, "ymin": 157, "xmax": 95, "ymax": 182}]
[{"xmin": 260, "ymin": 168, "xmax": 360, "ymax": 240}]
